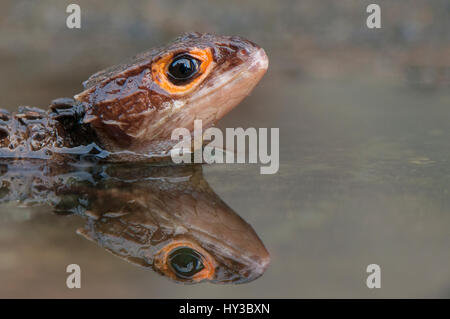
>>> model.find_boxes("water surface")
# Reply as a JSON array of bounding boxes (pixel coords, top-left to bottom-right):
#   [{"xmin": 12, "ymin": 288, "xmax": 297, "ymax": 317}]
[
  {"xmin": 1, "ymin": 78, "xmax": 450, "ymax": 298},
  {"xmin": 0, "ymin": 0, "xmax": 449, "ymax": 298}
]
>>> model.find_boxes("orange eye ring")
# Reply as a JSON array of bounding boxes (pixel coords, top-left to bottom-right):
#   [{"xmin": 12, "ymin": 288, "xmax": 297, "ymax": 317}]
[
  {"xmin": 151, "ymin": 48, "xmax": 214, "ymax": 95},
  {"xmin": 154, "ymin": 240, "xmax": 216, "ymax": 282}
]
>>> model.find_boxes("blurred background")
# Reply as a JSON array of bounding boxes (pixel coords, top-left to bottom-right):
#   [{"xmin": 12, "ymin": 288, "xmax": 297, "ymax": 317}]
[{"xmin": 0, "ymin": 0, "xmax": 450, "ymax": 298}]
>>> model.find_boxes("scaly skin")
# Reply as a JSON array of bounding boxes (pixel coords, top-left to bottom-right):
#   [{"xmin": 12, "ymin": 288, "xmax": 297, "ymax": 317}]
[
  {"xmin": 0, "ymin": 162, "xmax": 270, "ymax": 284},
  {"xmin": 0, "ymin": 99, "xmax": 102, "ymax": 160},
  {"xmin": 0, "ymin": 33, "xmax": 268, "ymax": 162}
]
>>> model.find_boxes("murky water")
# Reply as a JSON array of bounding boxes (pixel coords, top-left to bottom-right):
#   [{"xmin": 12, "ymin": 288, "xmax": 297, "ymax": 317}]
[{"xmin": 1, "ymin": 0, "xmax": 450, "ymax": 298}]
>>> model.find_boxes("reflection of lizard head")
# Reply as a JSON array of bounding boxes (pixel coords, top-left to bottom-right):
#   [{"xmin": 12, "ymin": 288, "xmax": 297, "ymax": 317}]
[
  {"xmin": 52, "ymin": 164, "xmax": 269, "ymax": 284},
  {"xmin": 0, "ymin": 162, "xmax": 270, "ymax": 284}
]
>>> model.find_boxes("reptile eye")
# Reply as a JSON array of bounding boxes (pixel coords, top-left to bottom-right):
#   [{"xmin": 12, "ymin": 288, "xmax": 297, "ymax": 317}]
[
  {"xmin": 167, "ymin": 55, "xmax": 200, "ymax": 84},
  {"xmin": 168, "ymin": 247, "xmax": 205, "ymax": 279},
  {"xmin": 152, "ymin": 48, "xmax": 213, "ymax": 94}
]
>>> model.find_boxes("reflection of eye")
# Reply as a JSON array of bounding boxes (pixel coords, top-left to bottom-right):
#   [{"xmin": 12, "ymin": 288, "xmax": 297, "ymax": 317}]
[
  {"xmin": 167, "ymin": 55, "xmax": 200, "ymax": 84},
  {"xmin": 168, "ymin": 247, "xmax": 205, "ymax": 279},
  {"xmin": 154, "ymin": 240, "xmax": 215, "ymax": 282}
]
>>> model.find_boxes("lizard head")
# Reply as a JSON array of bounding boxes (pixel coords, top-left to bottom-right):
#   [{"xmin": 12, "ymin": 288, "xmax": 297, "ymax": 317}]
[{"xmin": 75, "ymin": 33, "xmax": 268, "ymax": 156}]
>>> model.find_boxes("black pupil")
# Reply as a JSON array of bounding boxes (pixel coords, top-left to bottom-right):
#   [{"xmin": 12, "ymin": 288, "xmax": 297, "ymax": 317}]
[
  {"xmin": 168, "ymin": 55, "xmax": 199, "ymax": 82},
  {"xmin": 168, "ymin": 247, "xmax": 204, "ymax": 279}
]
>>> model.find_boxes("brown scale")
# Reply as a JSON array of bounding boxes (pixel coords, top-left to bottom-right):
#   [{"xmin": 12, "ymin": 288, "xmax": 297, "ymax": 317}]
[
  {"xmin": 0, "ymin": 162, "xmax": 270, "ymax": 284},
  {"xmin": 0, "ymin": 33, "xmax": 268, "ymax": 162},
  {"xmin": 0, "ymin": 100, "xmax": 100, "ymax": 161}
]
